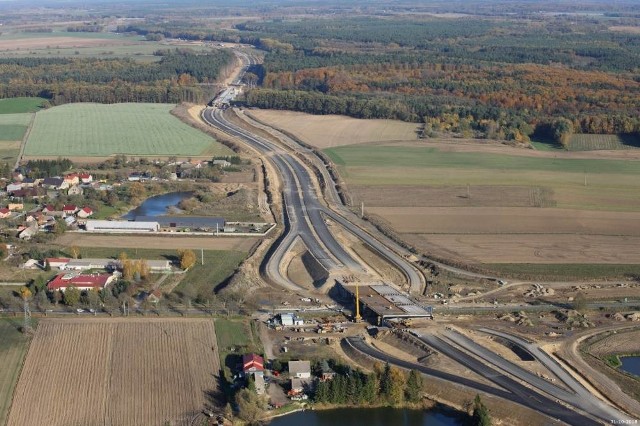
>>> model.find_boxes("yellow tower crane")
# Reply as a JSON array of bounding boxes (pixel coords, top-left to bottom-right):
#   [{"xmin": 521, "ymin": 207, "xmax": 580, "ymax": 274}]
[{"xmin": 354, "ymin": 282, "xmax": 362, "ymax": 322}]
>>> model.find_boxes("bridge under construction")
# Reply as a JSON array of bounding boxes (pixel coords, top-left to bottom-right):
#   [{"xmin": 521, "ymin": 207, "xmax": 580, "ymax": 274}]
[{"xmin": 337, "ymin": 281, "xmax": 433, "ymax": 325}]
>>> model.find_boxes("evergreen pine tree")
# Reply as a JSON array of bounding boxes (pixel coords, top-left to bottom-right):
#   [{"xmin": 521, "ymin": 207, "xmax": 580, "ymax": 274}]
[{"xmin": 405, "ymin": 369, "xmax": 423, "ymax": 403}]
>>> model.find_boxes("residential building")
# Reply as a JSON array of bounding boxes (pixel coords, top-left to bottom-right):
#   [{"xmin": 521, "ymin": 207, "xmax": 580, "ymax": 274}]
[
  {"xmin": 44, "ymin": 258, "xmax": 71, "ymax": 269},
  {"xmin": 46, "ymin": 272, "xmax": 116, "ymax": 292},
  {"xmin": 62, "ymin": 204, "xmax": 78, "ymax": 216},
  {"xmin": 42, "ymin": 177, "xmax": 67, "ymax": 190},
  {"xmin": 7, "ymin": 203, "xmax": 23, "ymax": 210},
  {"xmin": 288, "ymin": 360, "xmax": 311, "ymax": 379},
  {"xmin": 63, "ymin": 174, "xmax": 79, "ymax": 186},
  {"xmin": 77, "ymin": 207, "xmax": 93, "ymax": 218},
  {"xmin": 79, "ymin": 173, "xmax": 93, "ymax": 183},
  {"xmin": 0, "ymin": 208, "xmax": 10, "ymax": 218},
  {"xmin": 67, "ymin": 185, "xmax": 84, "ymax": 196},
  {"xmin": 242, "ymin": 353, "xmax": 264, "ymax": 377},
  {"xmin": 6, "ymin": 183, "xmax": 22, "ymax": 193}
]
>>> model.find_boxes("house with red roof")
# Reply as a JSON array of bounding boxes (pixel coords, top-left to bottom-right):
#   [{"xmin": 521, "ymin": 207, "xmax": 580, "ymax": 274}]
[
  {"xmin": 242, "ymin": 354, "xmax": 265, "ymax": 377},
  {"xmin": 46, "ymin": 272, "xmax": 116, "ymax": 292},
  {"xmin": 63, "ymin": 174, "xmax": 79, "ymax": 186},
  {"xmin": 77, "ymin": 207, "xmax": 93, "ymax": 218},
  {"xmin": 0, "ymin": 208, "xmax": 10, "ymax": 219},
  {"xmin": 79, "ymin": 173, "xmax": 93, "ymax": 184},
  {"xmin": 62, "ymin": 204, "xmax": 78, "ymax": 216}
]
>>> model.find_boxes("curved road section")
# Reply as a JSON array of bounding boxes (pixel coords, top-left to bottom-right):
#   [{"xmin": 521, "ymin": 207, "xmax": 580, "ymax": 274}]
[{"xmin": 344, "ymin": 336, "xmax": 600, "ymax": 426}]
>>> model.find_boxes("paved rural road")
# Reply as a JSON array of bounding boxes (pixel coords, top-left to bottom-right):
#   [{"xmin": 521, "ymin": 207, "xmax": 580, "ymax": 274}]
[{"xmin": 344, "ymin": 336, "xmax": 600, "ymax": 426}]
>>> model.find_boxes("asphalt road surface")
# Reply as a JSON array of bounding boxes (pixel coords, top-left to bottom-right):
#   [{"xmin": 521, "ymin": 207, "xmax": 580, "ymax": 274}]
[{"xmin": 344, "ymin": 336, "xmax": 600, "ymax": 426}]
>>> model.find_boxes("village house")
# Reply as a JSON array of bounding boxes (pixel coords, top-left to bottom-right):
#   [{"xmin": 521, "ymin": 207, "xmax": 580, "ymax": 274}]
[
  {"xmin": 42, "ymin": 177, "xmax": 67, "ymax": 190},
  {"xmin": 242, "ymin": 353, "xmax": 265, "ymax": 377},
  {"xmin": 0, "ymin": 208, "xmax": 10, "ymax": 219},
  {"xmin": 11, "ymin": 171, "xmax": 23, "ymax": 181},
  {"xmin": 63, "ymin": 174, "xmax": 80, "ymax": 186},
  {"xmin": 67, "ymin": 185, "xmax": 83, "ymax": 196},
  {"xmin": 11, "ymin": 188, "xmax": 45, "ymax": 200},
  {"xmin": 79, "ymin": 173, "xmax": 93, "ymax": 184},
  {"xmin": 21, "ymin": 178, "xmax": 36, "ymax": 187},
  {"xmin": 62, "ymin": 204, "xmax": 78, "ymax": 216},
  {"xmin": 46, "ymin": 272, "xmax": 117, "ymax": 292},
  {"xmin": 77, "ymin": 207, "xmax": 93, "ymax": 218},
  {"xmin": 288, "ymin": 360, "xmax": 311, "ymax": 378},
  {"xmin": 6, "ymin": 182, "xmax": 22, "ymax": 193},
  {"xmin": 7, "ymin": 203, "xmax": 23, "ymax": 211}
]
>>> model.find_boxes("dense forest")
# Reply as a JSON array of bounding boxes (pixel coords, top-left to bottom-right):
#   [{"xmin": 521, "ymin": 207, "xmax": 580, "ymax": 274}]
[
  {"xmin": 232, "ymin": 16, "xmax": 640, "ymax": 141},
  {"xmin": 124, "ymin": 14, "xmax": 640, "ymax": 140},
  {"xmin": 0, "ymin": 49, "xmax": 234, "ymax": 104}
]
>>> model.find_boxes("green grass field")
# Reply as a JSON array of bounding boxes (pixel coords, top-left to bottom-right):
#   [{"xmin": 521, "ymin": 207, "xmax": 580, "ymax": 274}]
[
  {"xmin": 215, "ymin": 318, "xmax": 263, "ymax": 379},
  {"xmin": 24, "ymin": 103, "xmax": 233, "ymax": 157},
  {"xmin": 568, "ymin": 134, "xmax": 640, "ymax": 151},
  {"xmin": 0, "ymin": 114, "xmax": 33, "ymax": 141},
  {"xmin": 480, "ymin": 263, "xmax": 640, "ymax": 279},
  {"xmin": 0, "ymin": 319, "xmax": 32, "ymax": 426},
  {"xmin": 325, "ymin": 144, "xmax": 640, "ymax": 211},
  {"xmin": 325, "ymin": 145, "xmax": 640, "ymax": 175},
  {"xmin": 70, "ymin": 246, "xmax": 247, "ymax": 298},
  {"xmin": 176, "ymin": 250, "xmax": 247, "ymax": 298},
  {"xmin": 0, "ymin": 98, "xmax": 47, "ymax": 114}
]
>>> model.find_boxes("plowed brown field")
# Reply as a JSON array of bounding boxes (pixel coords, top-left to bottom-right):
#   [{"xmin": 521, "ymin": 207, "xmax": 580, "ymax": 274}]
[
  {"xmin": 248, "ymin": 109, "xmax": 421, "ymax": 148},
  {"xmin": 7, "ymin": 319, "xmax": 220, "ymax": 426}
]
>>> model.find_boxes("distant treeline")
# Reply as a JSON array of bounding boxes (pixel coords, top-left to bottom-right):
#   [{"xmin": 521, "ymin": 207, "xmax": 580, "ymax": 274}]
[{"xmin": 0, "ymin": 50, "xmax": 233, "ymax": 105}]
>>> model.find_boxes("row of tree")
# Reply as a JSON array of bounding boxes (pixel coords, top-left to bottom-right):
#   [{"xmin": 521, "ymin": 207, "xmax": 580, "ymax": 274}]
[{"xmin": 314, "ymin": 362, "xmax": 423, "ymax": 406}]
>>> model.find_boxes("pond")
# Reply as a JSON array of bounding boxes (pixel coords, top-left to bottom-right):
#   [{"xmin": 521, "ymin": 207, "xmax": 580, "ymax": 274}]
[
  {"xmin": 620, "ymin": 356, "xmax": 640, "ymax": 377},
  {"xmin": 268, "ymin": 407, "xmax": 462, "ymax": 426},
  {"xmin": 122, "ymin": 191, "xmax": 193, "ymax": 219}
]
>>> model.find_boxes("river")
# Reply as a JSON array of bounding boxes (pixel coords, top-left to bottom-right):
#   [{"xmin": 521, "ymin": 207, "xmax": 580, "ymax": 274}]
[
  {"xmin": 620, "ymin": 356, "xmax": 640, "ymax": 377},
  {"xmin": 122, "ymin": 191, "xmax": 192, "ymax": 219},
  {"xmin": 268, "ymin": 407, "xmax": 462, "ymax": 426}
]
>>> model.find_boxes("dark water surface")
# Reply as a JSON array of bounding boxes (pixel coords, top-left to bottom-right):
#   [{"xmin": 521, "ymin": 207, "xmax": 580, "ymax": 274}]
[
  {"xmin": 122, "ymin": 191, "xmax": 192, "ymax": 219},
  {"xmin": 620, "ymin": 356, "xmax": 640, "ymax": 377},
  {"xmin": 268, "ymin": 407, "xmax": 462, "ymax": 426}
]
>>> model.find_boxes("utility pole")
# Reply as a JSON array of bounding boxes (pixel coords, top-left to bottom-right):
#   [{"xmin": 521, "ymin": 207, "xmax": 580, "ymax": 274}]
[
  {"xmin": 361, "ymin": 201, "xmax": 364, "ymax": 218},
  {"xmin": 201, "ymin": 248, "xmax": 204, "ymax": 265},
  {"xmin": 23, "ymin": 299, "xmax": 32, "ymax": 333}
]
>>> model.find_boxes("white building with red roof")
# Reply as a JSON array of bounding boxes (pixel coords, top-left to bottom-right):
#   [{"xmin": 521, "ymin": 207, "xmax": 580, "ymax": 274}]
[
  {"xmin": 62, "ymin": 204, "xmax": 78, "ymax": 216},
  {"xmin": 77, "ymin": 207, "xmax": 93, "ymax": 218},
  {"xmin": 242, "ymin": 353, "xmax": 265, "ymax": 377},
  {"xmin": 46, "ymin": 272, "xmax": 116, "ymax": 292},
  {"xmin": 79, "ymin": 173, "xmax": 93, "ymax": 184},
  {"xmin": 0, "ymin": 208, "xmax": 10, "ymax": 219}
]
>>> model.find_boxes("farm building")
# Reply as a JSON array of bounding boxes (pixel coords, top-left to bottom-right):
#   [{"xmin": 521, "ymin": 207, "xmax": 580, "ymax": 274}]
[
  {"xmin": 47, "ymin": 272, "xmax": 117, "ymax": 292},
  {"xmin": 85, "ymin": 220, "xmax": 160, "ymax": 233},
  {"xmin": 45, "ymin": 258, "xmax": 71, "ymax": 269},
  {"xmin": 242, "ymin": 354, "xmax": 264, "ymax": 376},
  {"xmin": 288, "ymin": 360, "xmax": 311, "ymax": 379},
  {"xmin": 63, "ymin": 258, "xmax": 171, "ymax": 272},
  {"xmin": 134, "ymin": 216, "xmax": 225, "ymax": 232}
]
